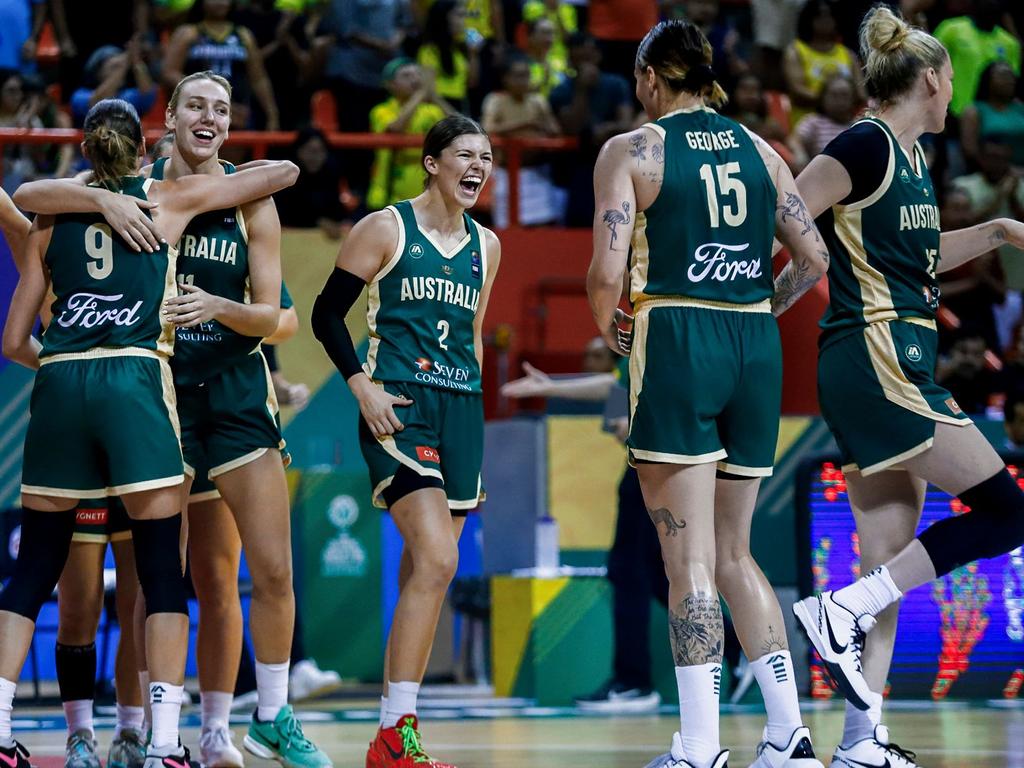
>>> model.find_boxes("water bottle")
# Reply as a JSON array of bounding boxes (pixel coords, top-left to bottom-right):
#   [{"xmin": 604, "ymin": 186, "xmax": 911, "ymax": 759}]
[{"xmin": 535, "ymin": 515, "xmax": 560, "ymax": 575}]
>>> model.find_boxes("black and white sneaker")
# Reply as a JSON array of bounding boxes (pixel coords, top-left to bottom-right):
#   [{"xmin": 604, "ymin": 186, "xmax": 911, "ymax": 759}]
[
  {"xmin": 575, "ymin": 680, "xmax": 661, "ymax": 713},
  {"xmin": 792, "ymin": 591, "xmax": 876, "ymax": 710},
  {"xmin": 0, "ymin": 741, "xmax": 30, "ymax": 768},
  {"xmin": 142, "ymin": 745, "xmax": 202, "ymax": 768},
  {"xmin": 747, "ymin": 726, "xmax": 824, "ymax": 768},
  {"xmin": 832, "ymin": 726, "xmax": 922, "ymax": 768},
  {"xmin": 643, "ymin": 732, "xmax": 729, "ymax": 768}
]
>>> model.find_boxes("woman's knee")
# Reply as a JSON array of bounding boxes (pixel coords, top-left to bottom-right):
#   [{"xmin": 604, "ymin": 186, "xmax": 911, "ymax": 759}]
[{"xmin": 411, "ymin": 544, "xmax": 459, "ymax": 592}]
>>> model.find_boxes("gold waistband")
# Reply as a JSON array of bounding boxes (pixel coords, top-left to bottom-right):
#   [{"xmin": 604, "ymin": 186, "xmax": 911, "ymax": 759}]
[
  {"xmin": 40, "ymin": 347, "xmax": 165, "ymax": 366},
  {"xmin": 634, "ymin": 296, "xmax": 772, "ymax": 314}
]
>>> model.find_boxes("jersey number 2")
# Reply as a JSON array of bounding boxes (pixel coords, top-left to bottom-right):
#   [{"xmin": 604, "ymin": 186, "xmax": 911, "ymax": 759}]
[
  {"xmin": 437, "ymin": 320, "xmax": 450, "ymax": 350},
  {"xmin": 699, "ymin": 162, "xmax": 747, "ymax": 228},
  {"xmin": 84, "ymin": 224, "xmax": 114, "ymax": 280}
]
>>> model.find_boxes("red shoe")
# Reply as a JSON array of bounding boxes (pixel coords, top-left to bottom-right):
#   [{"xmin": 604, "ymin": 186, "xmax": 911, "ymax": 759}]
[{"xmin": 365, "ymin": 714, "xmax": 456, "ymax": 768}]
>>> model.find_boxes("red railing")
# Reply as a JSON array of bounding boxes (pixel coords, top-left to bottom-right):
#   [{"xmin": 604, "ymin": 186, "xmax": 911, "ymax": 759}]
[{"xmin": 0, "ymin": 129, "xmax": 578, "ymax": 227}]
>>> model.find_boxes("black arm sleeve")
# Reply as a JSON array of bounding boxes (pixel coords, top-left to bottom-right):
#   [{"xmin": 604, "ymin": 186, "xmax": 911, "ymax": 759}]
[
  {"xmin": 821, "ymin": 121, "xmax": 892, "ymax": 206},
  {"xmin": 311, "ymin": 267, "xmax": 366, "ymax": 381}
]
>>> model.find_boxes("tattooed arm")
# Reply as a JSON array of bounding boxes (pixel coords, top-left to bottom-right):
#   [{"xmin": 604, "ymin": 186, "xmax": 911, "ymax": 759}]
[
  {"xmin": 749, "ymin": 130, "xmax": 829, "ymax": 317},
  {"xmin": 587, "ymin": 132, "xmax": 639, "ymax": 355},
  {"xmin": 937, "ymin": 218, "xmax": 1024, "ymax": 273}
]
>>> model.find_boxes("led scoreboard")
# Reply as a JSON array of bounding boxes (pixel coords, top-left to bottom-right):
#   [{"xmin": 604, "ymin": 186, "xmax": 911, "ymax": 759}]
[{"xmin": 796, "ymin": 457, "xmax": 1024, "ymax": 701}]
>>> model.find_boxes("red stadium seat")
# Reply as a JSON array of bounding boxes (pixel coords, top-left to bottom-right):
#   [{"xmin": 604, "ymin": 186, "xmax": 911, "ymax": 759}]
[{"xmin": 311, "ymin": 90, "xmax": 339, "ymax": 133}]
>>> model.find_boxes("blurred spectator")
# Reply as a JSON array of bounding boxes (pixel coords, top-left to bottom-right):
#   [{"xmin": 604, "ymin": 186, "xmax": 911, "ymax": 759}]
[
  {"xmin": 936, "ymin": 323, "xmax": 1002, "ymax": 415},
  {"xmin": 934, "ymin": 0, "xmax": 1021, "ymax": 117},
  {"xmin": 832, "ymin": 0, "xmax": 901, "ymax": 52},
  {"xmin": 49, "ymin": 0, "xmax": 152, "ymax": 103},
  {"xmin": 237, "ymin": 0, "xmax": 321, "ymax": 129},
  {"xmin": 0, "ymin": 0, "xmax": 45, "ymax": 72},
  {"xmin": 70, "ymin": 40, "xmax": 156, "ymax": 127},
  {"xmin": 524, "ymin": 18, "xmax": 568, "ymax": 97},
  {"xmin": 725, "ymin": 72, "xmax": 798, "ymax": 172},
  {"xmin": 0, "ymin": 71, "xmax": 71, "ymax": 192},
  {"xmin": 939, "ymin": 185, "xmax": 1004, "ymax": 353},
  {"xmin": 163, "ymin": 0, "xmax": 280, "ymax": 129},
  {"xmin": 319, "ymin": 0, "xmax": 413, "ymax": 194},
  {"xmin": 367, "ymin": 58, "xmax": 452, "ymax": 211},
  {"xmin": 482, "ymin": 53, "xmax": 565, "ymax": 227},
  {"xmin": 1003, "ymin": 387, "xmax": 1024, "ymax": 449},
  {"xmin": 416, "ymin": 0, "xmax": 481, "ymax": 113},
  {"xmin": 952, "ymin": 134, "xmax": 1024, "ymax": 349},
  {"xmin": 669, "ymin": 0, "xmax": 748, "ymax": 94},
  {"xmin": 460, "ymin": 0, "xmax": 505, "ymax": 48},
  {"xmin": 748, "ymin": 0, "xmax": 804, "ymax": 91},
  {"xmin": 782, "ymin": 0, "xmax": 865, "ymax": 127},
  {"xmin": 587, "ymin": 0, "xmax": 658, "ymax": 84},
  {"xmin": 274, "ymin": 126, "xmax": 348, "ymax": 238},
  {"xmin": 550, "ymin": 32, "xmax": 635, "ymax": 226},
  {"xmin": 787, "ymin": 73, "xmax": 858, "ymax": 169},
  {"xmin": 961, "ymin": 61, "xmax": 1024, "ymax": 170},
  {"xmin": 522, "ymin": 0, "xmax": 578, "ymax": 74}
]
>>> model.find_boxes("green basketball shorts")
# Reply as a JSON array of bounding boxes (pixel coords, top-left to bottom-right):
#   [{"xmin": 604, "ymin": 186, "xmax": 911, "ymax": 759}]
[
  {"xmin": 359, "ymin": 381, "xmax": 484, "ymax": 511},
  {"xmin": 22, "ymin": 351, "xmax": 183, "ymax": 498},
  {"xmin": 177, "ymin": 350, "xmax": 285, "ymax": 483},
  {"xmin": 818, "ymin": 319, "xmax": 971, "ymax": 475},
  {"xmin": 627, "ymin": 300, "xmax": 782, "ymax": 477}
]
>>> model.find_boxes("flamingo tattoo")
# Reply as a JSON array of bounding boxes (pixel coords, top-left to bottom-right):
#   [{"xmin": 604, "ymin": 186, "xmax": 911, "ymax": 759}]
[{"xmin": 603, "ymin": 202, "xmax": 631, "ymax": 251}]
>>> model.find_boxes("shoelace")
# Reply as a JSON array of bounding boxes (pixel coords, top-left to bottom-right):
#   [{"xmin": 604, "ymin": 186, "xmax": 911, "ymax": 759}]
[
  {"xmin": 852, "ymin": 625, "xmax": 866, "ymax": 673},
  {"xmin": 203, "ymin": 728, "xmax": 231, "ymax": 751},
  {"xmin": 397, "ymin": 720, "xmax": 434, "ymax": 764},
  {"xmin": 68, "ymin": 733, "xmax": 96, "ymax": 761},
  {"xmin": 884, "ymin": 740, "xmax": 918, "ymax": 764},
  {"xmin": 278, "ymin": 712, "xmax": 316, "ymax": 753}
]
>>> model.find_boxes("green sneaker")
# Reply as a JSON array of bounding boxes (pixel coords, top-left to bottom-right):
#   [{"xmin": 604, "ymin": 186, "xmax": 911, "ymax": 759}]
[
  {"xmin": 107, "ymin": 728, "xmax": 147, "ymax": 768},
  {"xmin": 242, "ymin": 705, "xmax": 332, "ymax": 768}
]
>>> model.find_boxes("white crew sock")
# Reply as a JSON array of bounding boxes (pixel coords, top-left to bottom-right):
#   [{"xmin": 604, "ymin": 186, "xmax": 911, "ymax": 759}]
[
  {"xmin": 841, "ymin": 690, "xmax": 883, "ymax": 747},
  {"xmin": 0, "ymin": 677, "xmax": 16, "ymax": 746},
  {"xmin": 200, "ymin": 690, "xmax": 233, "ymax": 731},
  {"xmin": 675, "ymin": 663, "xmax": 721, "ymax": 767},
  {"xmin": 379, "ymin": 696, "xmax": 388, "ymax": 728},
  {"xmin": 834, "ymin": 566, "xmax": 903, "ymax": 618},
  {"xmin": 255, "ymin": 661, "xmax": 290, "ymax": 722},
  {"xmin": 63, "ymin": 699, "xmax": 94, "ymax": 737},
  {"xmin": 750, "ymin": 651, "xmax": 802, "ymax": 746},
  {"xmin": 148, "ymin": 682, "xmax": 184, "ymax": 753},
  {"xmin": 138, "ymin": 671, "xmax": 151, "ymax": 732},
  {"xmin": 383, "ymin": 681, "xmax": 419, "ymax": 729},
  {"xmin": 115, "ymin": 704, "xmax": 145, "ymax": 738}
]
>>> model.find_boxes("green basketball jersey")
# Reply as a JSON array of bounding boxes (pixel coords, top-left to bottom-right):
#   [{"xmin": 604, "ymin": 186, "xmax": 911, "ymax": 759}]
[
  {"xmin": 629, "ymin": 106, "xmax": 777, "ymax": 306},
  {"xmin": 150, "ymin": 157, "xmax": 258, "ymax": 385},
  {"xmin": 364, "ymin": 200, "xmax": 487, "ymax": 393},
  {"xmin": 819, "ymin": 118, "xmax": 941, "ymax": 347},
  {"xmin": 41, "ymin": 176, "xmax": 176, "ymax": 359}
]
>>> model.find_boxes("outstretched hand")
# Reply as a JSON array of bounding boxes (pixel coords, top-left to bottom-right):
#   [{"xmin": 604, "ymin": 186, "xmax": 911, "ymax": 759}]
[{"xmin": 500, "ymin": 361, "xmax": 552, "ymax": 398}]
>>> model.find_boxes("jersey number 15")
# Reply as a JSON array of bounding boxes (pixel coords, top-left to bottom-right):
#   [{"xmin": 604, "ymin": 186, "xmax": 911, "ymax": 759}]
[{"xmin": 699, "ymin": 162, "xmax": 747, "ymax": 228}]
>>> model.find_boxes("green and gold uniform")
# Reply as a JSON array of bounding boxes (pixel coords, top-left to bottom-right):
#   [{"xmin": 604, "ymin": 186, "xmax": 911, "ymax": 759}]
[
  {"xmin": 817, "ymin": 118, "xmax": 969, "ymax": 475},
  {"xmin": 21, "ymin": 176, "xmax": 183, "ymax": 498},
  {"xmin": 360, "ymin": 200, "xmax": 488, "ymax": 510},
  {"xmin": 150, "ymin": 157, "xmax": 285, "ymax": 483},
  {"xmin": 627, "ymin": 106, "xmax": 781, "ymax": 476},
  {"xmin": 72, "ymin": 497, "xmax": 132, "ymax": 544}
]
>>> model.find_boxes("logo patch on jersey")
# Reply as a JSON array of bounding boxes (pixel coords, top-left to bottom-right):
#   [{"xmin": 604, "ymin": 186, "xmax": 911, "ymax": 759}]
[
  {"xmin": 409, "ymin": 243, "xmax": 424, "ymax": 259},
  {"xmin": 55, "ymin": 293, "xmax": 144, "ymax": 329},
  {"xmin": 905, "ymin": 344, "xmax": 923, "ymax": 362},
  {"xmin": 412, "ymin": 358, "xmax": 474, "ymax": 390},
  {"xmin": 471, "ymin": 251, "xmax": 481, "ymax": 280},
  {"xmin": 415, "ymin": 357, "xmax": 433, "ymax": 372},
  {"xmin": 75, "ymin": 508, "xmax": 108, "ymax": 526},
  {"xmin": 441, "ymin": 264, "xmax": 454, "ymax": 275},
  {"xmin": 688, "ymin": 243, "xmax": 761, "ymax": 284},
  {"xmin": 900, "ymin": 167, "xmax": 911, "ymax": 183},
  {"xmin": 946, "ymin": 397, "xmax": 962, "ymax": 416},
  {"xmin": 416, "ymin": 446, "xmax": 441, "ymax": 463}
]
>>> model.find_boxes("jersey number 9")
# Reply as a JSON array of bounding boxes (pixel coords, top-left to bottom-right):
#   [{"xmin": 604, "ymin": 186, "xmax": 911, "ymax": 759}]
[{"xmin": 84, "ymin": 224, "xmax": 114, "ymax": 280}]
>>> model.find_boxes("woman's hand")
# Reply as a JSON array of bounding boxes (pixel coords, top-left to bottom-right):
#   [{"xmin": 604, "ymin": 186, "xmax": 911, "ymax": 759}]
[
  {"xmin": 351, "ymin": 375, "xmax": 413, "ymax": 438},
  {"xmin": 98, "ymin": 192, "xmax": 163, "ymax": 253},
  {"xmin": 500, "ymin": 361, "xmax": 552, "ymax": 398},
  {"xmin": 602, "ymin": 307, "xmax": 633, "ymax": 356},
  {"xmin": 163, "ymin": 283, "xmax": 223, "ymax": 327}
]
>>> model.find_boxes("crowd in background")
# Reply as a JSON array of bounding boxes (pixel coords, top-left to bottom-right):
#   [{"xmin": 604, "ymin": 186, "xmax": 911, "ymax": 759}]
[{"xmin": 2, "ymin": 0, "xmax": 1024, "ymax": 414}]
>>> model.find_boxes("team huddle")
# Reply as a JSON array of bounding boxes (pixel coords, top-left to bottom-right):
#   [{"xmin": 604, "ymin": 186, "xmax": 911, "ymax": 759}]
[{"xmin": 1, "ymin": 7, "xmax": 1024, "ymax": 768}]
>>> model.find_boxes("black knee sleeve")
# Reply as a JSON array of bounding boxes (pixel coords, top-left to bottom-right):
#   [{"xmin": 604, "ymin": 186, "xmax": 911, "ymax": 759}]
[
  {"xmin": 55, "ymin": 643, "xmax": 96, "ymax": 702},
  {"xmin": 0, "ymin": 508, "xmax": 75, "ymax": 621},
  {"xmin": 382, "ymin": 464, "xmax": 446, "ymax": 511},
  {"xmin": 918, "ymin": 469, "xmax": 1024, "ymax": 577},
  {"xmin": 131, "ymin": 514, "xmax": 188, "ymax": 616}
]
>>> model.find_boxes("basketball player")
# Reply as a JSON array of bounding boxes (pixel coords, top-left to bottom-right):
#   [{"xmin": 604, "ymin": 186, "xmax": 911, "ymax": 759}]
[
  {"xmin": 586, "ymin": 20, "xmax": 830, "ymax": 768},
  {"xmin": 312, "ymin": 114, "xmax": 499, "ymax": 768}
]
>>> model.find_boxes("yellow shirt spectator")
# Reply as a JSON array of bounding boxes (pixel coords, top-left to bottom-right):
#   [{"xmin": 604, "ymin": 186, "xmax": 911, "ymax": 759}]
[
  {"xmin": 522, "ymin": 0, "xmax": 577, "ymax": 72},
  {"xmin": 368, "ymin": 97, "xmax": 446, "ymax": 210},
  {"xmin": 417, "ymin": 44, "xmax": 469, "ymax": 103}
]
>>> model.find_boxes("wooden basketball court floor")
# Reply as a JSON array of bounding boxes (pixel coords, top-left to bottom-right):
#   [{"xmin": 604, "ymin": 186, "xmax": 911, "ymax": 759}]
[{"xmin": 9, "ymin": 702, "xmax": 1023, "ymax": 767}]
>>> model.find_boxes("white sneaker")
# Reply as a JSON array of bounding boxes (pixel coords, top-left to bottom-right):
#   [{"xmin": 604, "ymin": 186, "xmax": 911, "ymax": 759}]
[
  {"xmin": 289, "ymin": 659, "xmax": 342, "ymax": 702},
  {"xmin": 200, "ymin": 726, "xmax": 244, "ymax": 768},
  {"xmin": 643, "ymin": 732, "xmax": 729, "ymax": 768},
  {"xmin": 832, "ymin": 726, "xmax": 922, "ymax": 768},
  {"xmin": 792, "ymin": 592, "xmax": 876, "ymax": 710},
  {"xmin": 747, "ymin": 727, "xmax": 824, "ymax": 768}
]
